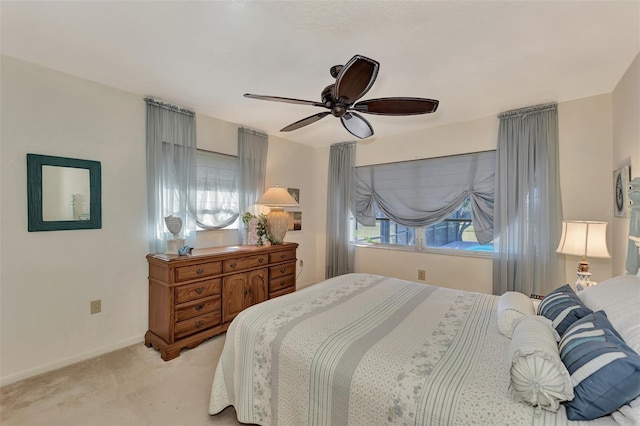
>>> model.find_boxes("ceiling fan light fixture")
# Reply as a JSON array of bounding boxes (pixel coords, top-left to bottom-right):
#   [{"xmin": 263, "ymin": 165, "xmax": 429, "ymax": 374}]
[
  {"xmin": 244, "ymin": 54, "xmax": 439, "ymax": 139},
  {"xmin": 341, "ymin": 112, "xmax": 374, "ymax": 139}
]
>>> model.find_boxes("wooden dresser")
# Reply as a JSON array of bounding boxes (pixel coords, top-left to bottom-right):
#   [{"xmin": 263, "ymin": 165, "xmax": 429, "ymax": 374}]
[{"xmin": 145, "ymin": 242, "xmax": 298, "ymax": 360}]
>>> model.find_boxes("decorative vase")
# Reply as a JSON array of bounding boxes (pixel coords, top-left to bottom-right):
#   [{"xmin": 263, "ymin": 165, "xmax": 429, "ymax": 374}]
[
  {"xmin": 164, "ymin": 215, "xmax": 184, "ymax": 254},
  {"xmin": 164, "ymin": 215, "xmax": 183, "ymax": 238},
  {"xmin": 246, "ymin": 217, "xmax": 259, "ymax": 246}
]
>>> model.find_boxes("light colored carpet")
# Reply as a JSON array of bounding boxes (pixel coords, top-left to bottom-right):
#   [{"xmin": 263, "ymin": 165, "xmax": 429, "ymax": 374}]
[{"xmin": 0, "ymin": 334, "xmax": 249, "ymax": 426}]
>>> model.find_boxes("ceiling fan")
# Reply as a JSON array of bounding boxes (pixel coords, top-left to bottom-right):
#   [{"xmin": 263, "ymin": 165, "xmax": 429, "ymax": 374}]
[{"xmin": 244, "ymin": 54, "xmax": 439, "ymax": 139}]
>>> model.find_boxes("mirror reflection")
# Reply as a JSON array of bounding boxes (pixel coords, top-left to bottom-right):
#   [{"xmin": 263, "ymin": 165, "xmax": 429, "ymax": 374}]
[{"xmin": 42, "ymin": 166, "xmax": 90, "ymax": 221}]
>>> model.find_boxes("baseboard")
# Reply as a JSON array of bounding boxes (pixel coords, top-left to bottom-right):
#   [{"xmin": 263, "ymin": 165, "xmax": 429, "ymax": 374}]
[{"xmin": 0, "ymin": 334, "xmax": 145, "ymax": 387}]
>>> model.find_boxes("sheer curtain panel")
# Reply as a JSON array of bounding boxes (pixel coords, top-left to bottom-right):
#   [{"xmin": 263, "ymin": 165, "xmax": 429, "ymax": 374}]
[
  {"xmin": 355, "ymin": 151, "xmax": 495, "ymax": 244},
  {"xmin": 493, "ymin": 103, "xmax": 563, "ymax": 296},
  {"xmin": 145, "ymin": 98, "xmax": 197, "ymax": 253},
  {"xmin": 326, "ymin": 142, "xmax": 356, "ymax": 279},
  {"xmin": 237, "ymin": 128, "xmax": 268, "ymax": 236}
]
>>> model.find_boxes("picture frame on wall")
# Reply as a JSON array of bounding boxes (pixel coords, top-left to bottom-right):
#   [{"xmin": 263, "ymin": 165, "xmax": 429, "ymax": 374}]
[
  {"xmin": 613, "ymin": 165, "xmax": 630, "ymax": 218},
  {"xmin": 287, "ymin": 188, "xmax": 300, "ymax": 203},
  {"xmin": 288, "ymin": 212, "xmax": 302, "ymax": 231}
]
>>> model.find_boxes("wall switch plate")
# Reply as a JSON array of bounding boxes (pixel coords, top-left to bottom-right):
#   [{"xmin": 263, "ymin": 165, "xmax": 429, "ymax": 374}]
[
  {"xmin": 90, "ymin": 299, "xmax": 101, "ymax": 314},
  {"xmin": 418, "ymin": 270, "xmax": 426, "ymax": 280}
]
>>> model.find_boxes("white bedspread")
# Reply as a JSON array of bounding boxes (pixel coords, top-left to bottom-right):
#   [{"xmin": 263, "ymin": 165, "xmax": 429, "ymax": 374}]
[{"xmin": 209, "ymin": 273, "xmax": 616, "ymax": 426}]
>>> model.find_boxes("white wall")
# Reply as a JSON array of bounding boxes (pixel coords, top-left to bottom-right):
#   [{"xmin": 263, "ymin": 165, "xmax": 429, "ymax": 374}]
[
  {"xmin": 0, "ymin": 56, "xmax": 319, "ymax": 385},
  {"xmin": 612, "ymin": 53, "xmax": 640, "ymax": 275},
  {"xmin": 1, "ymin": 56, "xmax": 149, "ymax": 385},
  {"xmin": 558, "ymin": 94, "xmax": 614, "ymax": 283}
]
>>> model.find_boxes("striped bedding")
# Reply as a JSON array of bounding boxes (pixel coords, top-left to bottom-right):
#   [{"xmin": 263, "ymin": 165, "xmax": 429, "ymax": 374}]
[{"xmin": 208, "ymin": 273, "xmax": 617, "ymax": 426}]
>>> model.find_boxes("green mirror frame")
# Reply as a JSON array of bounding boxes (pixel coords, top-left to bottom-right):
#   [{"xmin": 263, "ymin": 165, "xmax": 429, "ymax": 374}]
[{"xmin": 27, "ymin": 154, "xmax": 102, "ymax": 232}]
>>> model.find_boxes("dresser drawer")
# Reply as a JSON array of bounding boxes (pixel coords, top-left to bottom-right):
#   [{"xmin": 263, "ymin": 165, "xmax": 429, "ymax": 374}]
[
  {"xmin": 174, "ymin": 311, "xmax": 221, "ymax": 340},
  {"xmin": 270, "ymin": 286, "xmax": 295, "ymax": 299},
  {"xmin": 223, "ymin": 254, "xmax": 268, "ymax": 273},
  {"xmin": 270, "ymin": 263, "xmax": 296, "ymax": 280},
  {"xmin": 270, "ymin": 249, "xmax": 296, "ymax": 263},
  {"xmin": 175, "ymin": 295, "xmax": 220, "ymax": 322},
  {"xmin": 269, "ymin": 275, "xmax": 295, "ymax": 293},
  {"xmin": 174, "ymin": 261, "xmax": 222, "ymax": 283},
  {"xmin": 174, "ymin": 279, "xmax": 221, "ymax": 304}
]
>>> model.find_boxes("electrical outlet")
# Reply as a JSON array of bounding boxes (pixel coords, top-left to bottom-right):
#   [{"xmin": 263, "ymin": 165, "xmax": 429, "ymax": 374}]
[
  {"xmin": 299, "ymin": 259, "xmax": 304, "ymax": 267},
  {"xmin": 418, "ymin": 270, "xmax": 426, "ymax": 280},
  {"xmin": 90, "ymin": 299, "xmax": 101, "ymax": 314}
]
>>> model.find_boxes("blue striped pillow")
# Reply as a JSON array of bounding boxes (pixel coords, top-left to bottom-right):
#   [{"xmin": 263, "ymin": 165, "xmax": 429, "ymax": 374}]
[
  {"xmin": 559, "ymin": 310, "xmax": 640, "ymax": 421},
  {"xmin": 537, "ymin": 284, "xmax": 592, "ymax": 337}
]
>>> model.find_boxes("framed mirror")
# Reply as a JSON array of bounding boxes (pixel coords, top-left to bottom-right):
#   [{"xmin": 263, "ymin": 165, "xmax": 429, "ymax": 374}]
[{"xmin": 27, "ymin": 154, "xmax": 102, "ymax": 231}]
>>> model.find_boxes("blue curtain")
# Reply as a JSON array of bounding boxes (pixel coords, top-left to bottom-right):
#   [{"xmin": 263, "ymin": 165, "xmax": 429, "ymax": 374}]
[
  {"xmin": 145, "ymin": 98, "xmax": 197, "ymax": 253},
  {"xmin": 237, "ymin": 128, "xmax": 268, "ymax": 238},
  {"xmin": 326, "ymin": 142, "xmax": 356, "ymax": 278},
  {"xmin": 493, "ymin": 103, "xmax": 563, "ymax": 296}
]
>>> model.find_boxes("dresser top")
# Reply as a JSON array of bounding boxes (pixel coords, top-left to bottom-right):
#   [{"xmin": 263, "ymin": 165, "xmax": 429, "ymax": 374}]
[{"xmin": 147, "ymin": 242, "xmax": 298, "ymax": 263}]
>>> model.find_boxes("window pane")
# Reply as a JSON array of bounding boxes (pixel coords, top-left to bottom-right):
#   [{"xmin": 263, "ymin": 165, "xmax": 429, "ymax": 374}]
[
  {"xmin": 354, "ymin": 204, "xmax": 415, "ymax": 246},
  {"xmin": 195, "ymin": 150, "xmax": 239, "ymax": 229},
  {"xmin": 423, "ymin": 196, "xmax": 493, "ymax": 252}
]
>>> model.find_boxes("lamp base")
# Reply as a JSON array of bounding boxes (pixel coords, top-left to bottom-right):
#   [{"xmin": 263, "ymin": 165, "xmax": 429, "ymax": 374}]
[
  {"xmin": 266, "ymin": 208, "xmax": 288, "ymax": 244},
  {"xmin": 575, "ymin": 271, "xmax": 593, "ymax": 292},
  {"xmin": 166, "ymin": 238, "xmax": 185, "ymax": 255}
]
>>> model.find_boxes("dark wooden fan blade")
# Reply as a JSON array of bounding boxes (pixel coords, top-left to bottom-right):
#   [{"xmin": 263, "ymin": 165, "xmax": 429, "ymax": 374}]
[
  {"xmin": 341, "ymin": 112, "xmax": 374, "ymax": 139},
  {"xmin": 244, "ymin": 94, "xmax": 327, "ymax": 108},
  {"xmin": 333, "ymin": 55, "xmax": 379, "ymax": 105},
  {"xmin": 280, "ymin": 112, "xmax": 330, "ymax": 132},
  {"xmin": 353, "ymin": 97, "xmax": 439, "ymax": 115}
]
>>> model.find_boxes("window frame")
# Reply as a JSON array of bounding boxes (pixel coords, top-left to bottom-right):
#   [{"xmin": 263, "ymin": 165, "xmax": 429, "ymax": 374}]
[{"xmin": 353, "ymin": 199, "xmax": 493, "ymax": 258}]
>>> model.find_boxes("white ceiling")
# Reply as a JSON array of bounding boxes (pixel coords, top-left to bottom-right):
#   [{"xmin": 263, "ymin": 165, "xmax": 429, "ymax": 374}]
[{"xmin": 1, "ymin": 1, "xmax": 639, "ymax": 148}]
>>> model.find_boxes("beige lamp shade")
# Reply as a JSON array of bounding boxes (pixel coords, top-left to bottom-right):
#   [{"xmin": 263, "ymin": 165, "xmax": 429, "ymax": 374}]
[
  {"xmin": 256, "ymin": 186, "xmax": 299, "ymax": 244},
  {"xmin": 556, "ymin": 221, "xmax": 611, "ymax": 258},
  {"xmin": 255, "ymin": 186, "xmax": 299, "ymax": 207},
  {"xmin": 557, "ymin": 220, "xmax": 610, "ymax": 279}
]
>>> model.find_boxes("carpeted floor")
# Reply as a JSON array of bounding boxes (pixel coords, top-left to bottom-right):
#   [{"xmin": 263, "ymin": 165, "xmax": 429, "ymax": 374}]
[{"xmin": 0, "ymin": 334, "xmax": 248, "ymax": 425}]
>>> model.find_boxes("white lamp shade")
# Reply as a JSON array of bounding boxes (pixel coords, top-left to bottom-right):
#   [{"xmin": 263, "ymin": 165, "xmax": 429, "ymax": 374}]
[
  {"xmin": 255, "ymin": 186, "xmax": 299, "ymax": 207},
  {"xmin": 556, "ymin": 221, "xmax": 611, "ymax": 258}
]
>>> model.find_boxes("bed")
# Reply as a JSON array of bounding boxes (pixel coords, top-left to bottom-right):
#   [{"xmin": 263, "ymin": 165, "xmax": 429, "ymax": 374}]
[
  {"xmin": 209, "ymin": 180, "xmax": 640, "ymax": 426},
  {"xmin": 208, "ymin": 273, "xmax": 640, "ymax": 425}
]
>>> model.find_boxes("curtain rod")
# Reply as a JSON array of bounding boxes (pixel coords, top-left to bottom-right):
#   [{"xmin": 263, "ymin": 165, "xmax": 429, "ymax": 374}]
[
  {"xmin": 144, "ymin": 97, "xmax": 195, "ymax": 116},
  {"xmin": 239, "ymin": 127, "xmax": 267, "ymax": 137},
  {"xmin": 498, "ymin": 102, "xmax": 557, "ymax": 119},
  {"xmin": 330, "ymin": 141, "xmax": 356, "ymax": 149},
  {"xmin": 356, "ymin": 149, "xmax": 495, "ymax": 169}
]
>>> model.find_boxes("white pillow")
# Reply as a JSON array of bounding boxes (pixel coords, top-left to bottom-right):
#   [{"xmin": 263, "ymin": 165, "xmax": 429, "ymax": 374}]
[
  {"xmin": 578, "ymin": 274, "xmax": 640, "ymax": 354},
  {"xmin": 507, "ymin": 315, "xmax": 573, "ymax": 412},
  {"xmin": 497, "ymin": 291, "xmax": 535, "ymax": 338}
]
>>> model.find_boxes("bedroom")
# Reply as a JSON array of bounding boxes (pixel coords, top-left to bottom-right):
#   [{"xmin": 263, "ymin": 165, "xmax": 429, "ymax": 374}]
[{"xmin": 1, "ymin": 1, "xmax": 639, "ymax": 424}]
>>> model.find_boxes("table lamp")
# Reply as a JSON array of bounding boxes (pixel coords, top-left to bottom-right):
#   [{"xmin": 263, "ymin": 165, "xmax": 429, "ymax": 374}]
[
  {"xmin": 256, "ymin": 185, "xmax": 299, "ymax": 244},
  {"xmin": 556, "ymin": 220, "xmax": 610, "ymax": 290}
]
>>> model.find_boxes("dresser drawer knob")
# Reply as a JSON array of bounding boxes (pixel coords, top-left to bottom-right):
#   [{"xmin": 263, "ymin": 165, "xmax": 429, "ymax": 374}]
[
  {"xmin": 280, "ymin": 267, "xmax": 286, "ymax": 273},
  {"xmin": 195, "ymin": 304, "xmax": 204, "ymax": 311},
  {"xmin": 259, "ymin": 257, "xmax": 264, "ymax": 263},
  {"xmin": 196, "ymin": 268, "xmax": 204, "ymax": 275},
  {"xmin": 279, "ymin": 281, "xmax": 285, "ymax": 287},
  {"xmin": 230, "ymin": 262, "xmax": 237, "ymax": 268},
  {"xmin": 280, "ymin": 253, "xmax": 286, "ymax": 259},
  {"xmin": 195, "ymin": 320, "xmax": 205, "ymax": 328},
  {"xmin": 195, "ymin": 287, "xmax": 205, "ymax": 295}
]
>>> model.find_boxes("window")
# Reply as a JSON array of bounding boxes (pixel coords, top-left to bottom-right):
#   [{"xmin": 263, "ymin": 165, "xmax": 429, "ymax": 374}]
[
  {"xmin": 194, "ymin": 150, "xmax": 239, "ymax": 230},
  {"xmin": 354, "ymin": 196, "xmax": 494, "ymax": 254},
  {"xmin": 354, "ymin": 150, "xmax": 495, "ymax": 255}
]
